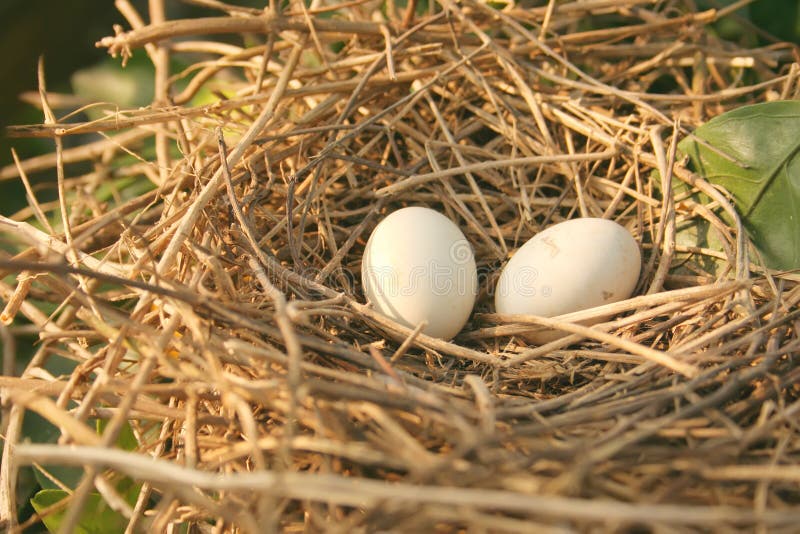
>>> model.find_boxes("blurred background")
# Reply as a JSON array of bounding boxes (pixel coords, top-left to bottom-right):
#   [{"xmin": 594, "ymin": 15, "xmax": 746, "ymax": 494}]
[
  {"xmin": 0, "ymin": 1, "xmax": 129, "ymax": 132},
  {"xmin": 0, "ymin": 1, "xmax": 148, "ymax": 215}
]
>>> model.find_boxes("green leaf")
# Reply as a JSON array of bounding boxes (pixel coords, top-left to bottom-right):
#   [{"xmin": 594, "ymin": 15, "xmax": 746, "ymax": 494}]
[
  {"xmin": 22, "ymin": 358, "xmax": 83, "ymax": 491},
  {"xmin": 31, "ymin": 469, "xmax": 142, "ymax": 533},
  {"xmin": 96, "ymin": 419, "xmax": 139, "ymax": 452},
  {"xmin": 30, "ymin": 490, "xmax": 130, "ymax": 534},
  {"xmin": 70, "ymin": 55, "xmax": 154, "ymax": 117},
  {"xmin": 678, "ymin": 100, "xmax": 800, "ymax": 270}
]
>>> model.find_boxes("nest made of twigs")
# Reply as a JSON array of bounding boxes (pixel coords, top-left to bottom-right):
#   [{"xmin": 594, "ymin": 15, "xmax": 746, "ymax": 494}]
[{"xmin": 1, "ymin": 0, "xmax": 799, "ymax": 532}]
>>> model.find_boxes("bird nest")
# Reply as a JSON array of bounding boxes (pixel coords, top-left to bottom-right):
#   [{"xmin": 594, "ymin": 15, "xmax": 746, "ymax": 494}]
[{"xmin": 1, "ymin": 0, "xmax": 799, "ymax": 532}]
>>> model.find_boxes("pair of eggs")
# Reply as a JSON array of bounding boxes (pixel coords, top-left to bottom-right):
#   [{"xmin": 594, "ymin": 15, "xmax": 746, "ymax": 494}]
[{"xmin": 361, "ymin": 207, "xmax": 641, "ymax": 340}]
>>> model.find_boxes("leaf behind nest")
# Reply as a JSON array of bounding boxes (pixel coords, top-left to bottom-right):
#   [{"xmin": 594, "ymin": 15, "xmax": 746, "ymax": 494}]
[{"xmin": 679, "ymin": 100, "xmax": 800, "ymax": 270}]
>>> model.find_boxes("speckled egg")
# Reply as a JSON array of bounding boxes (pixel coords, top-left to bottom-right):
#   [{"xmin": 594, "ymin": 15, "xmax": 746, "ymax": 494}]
[{"xmin": 495, "ymin": 218, "xmax": 641, "ymax": 319}]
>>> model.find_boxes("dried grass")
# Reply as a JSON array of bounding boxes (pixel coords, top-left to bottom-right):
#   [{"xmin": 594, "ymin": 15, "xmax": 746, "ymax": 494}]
[{"xmin": 1, "ymin": 0, "xmax": 799, "ymax": 531}]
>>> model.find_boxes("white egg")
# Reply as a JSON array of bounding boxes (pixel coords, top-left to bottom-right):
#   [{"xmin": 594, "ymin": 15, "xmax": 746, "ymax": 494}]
[
  {"xmin": 494, "ymin": 217, "xmax": 641, "ymax": 329},
  {"xmin": 361, "ymin": 207, "xmax": 477, "ymax": 340}
]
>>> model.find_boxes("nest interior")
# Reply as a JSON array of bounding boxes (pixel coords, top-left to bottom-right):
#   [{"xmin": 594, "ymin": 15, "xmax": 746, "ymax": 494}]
[{"xmin": 1, "ymin": 0, "xmax": 800, "ymax": 532}]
